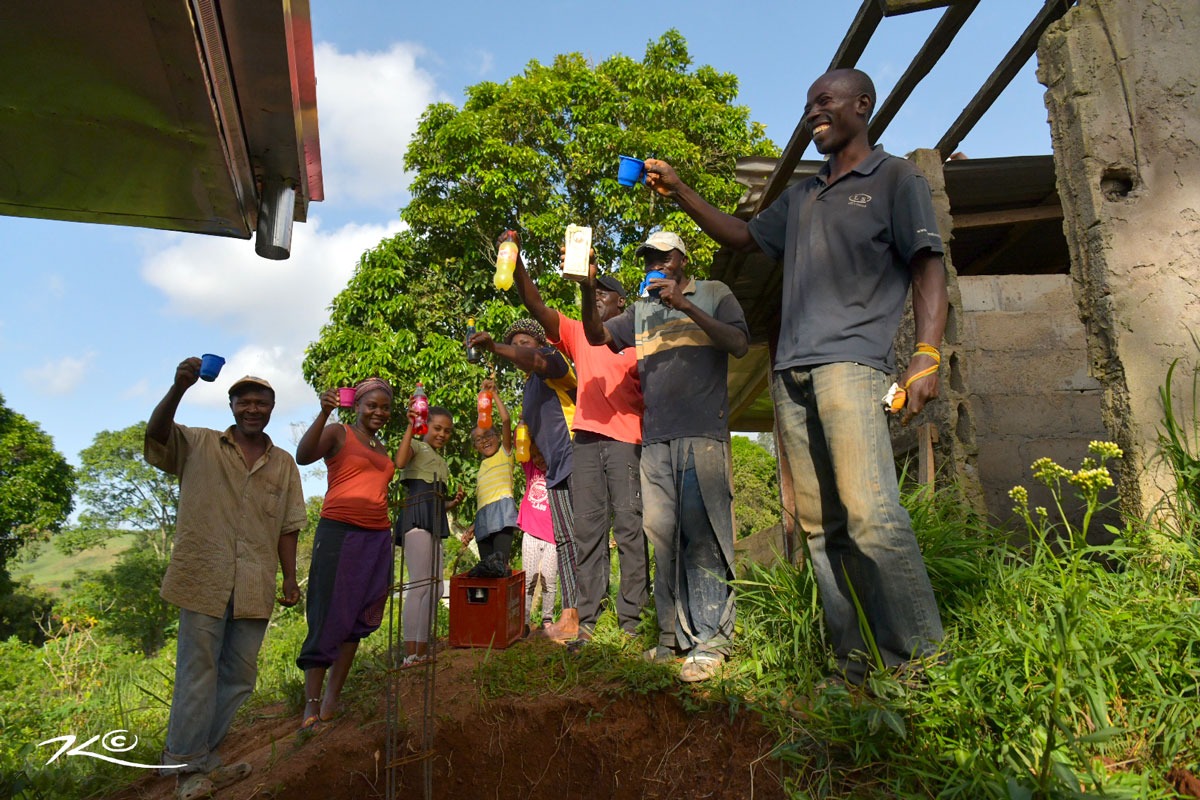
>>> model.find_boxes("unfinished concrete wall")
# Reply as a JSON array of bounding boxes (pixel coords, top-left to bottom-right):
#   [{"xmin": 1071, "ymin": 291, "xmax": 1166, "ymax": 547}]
[
  {"xmin": 960, "ymin": 275, "xmax": 1114, "ymax": 528},
  {"xmin": 1039, "ymin": 0, "xmax": 1200, "ymax": 520},
  {"xmin": 892, "ymin": 149, "xmax": 984, "ymax": 510}
]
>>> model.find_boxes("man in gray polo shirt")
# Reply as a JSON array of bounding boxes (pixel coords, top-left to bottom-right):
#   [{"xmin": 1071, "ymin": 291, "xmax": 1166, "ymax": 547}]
[
  {"xmin": 573, "ymin": 231, "xmax": 749, "ymax": 683},
  {"xmin": 644, "ymin": 68, "xmax": 946, "ymax": 685}
]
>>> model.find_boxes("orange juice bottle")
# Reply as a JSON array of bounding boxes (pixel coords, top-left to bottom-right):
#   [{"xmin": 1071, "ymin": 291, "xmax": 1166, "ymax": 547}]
[{"xmin": 477, "ymin": 388, "xmax": 493, "ymax": 430}]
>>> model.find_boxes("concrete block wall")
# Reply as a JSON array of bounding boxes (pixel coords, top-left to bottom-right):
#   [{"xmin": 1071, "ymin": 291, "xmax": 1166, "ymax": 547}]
[
  {"xmin": 1039, "ymin": 0, "xmax": 1200, "ymax": 521},
  {"xmin": 959, "ymin": 274, "xmax": 1115, "ymax": 529}
]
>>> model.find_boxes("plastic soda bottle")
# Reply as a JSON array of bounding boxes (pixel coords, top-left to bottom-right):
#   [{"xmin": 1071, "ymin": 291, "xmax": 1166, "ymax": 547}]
[
  {"xmin": 514, "ymin": 421, "xmax": 530, "ymax": 462},
  {"xmin": 476, "ymin": 388, "xmax": 494, "ymax": 430},
  {"xmin": 494, "ymin": 233, "xmax": 518, "ymax": 291},
  {"xmin": 411, "ymin": 382, "xmax": 429, "ymax": 436},
  {"xmin": 466, "ymin": 317, "xmax": 480, "ymax": 363}
]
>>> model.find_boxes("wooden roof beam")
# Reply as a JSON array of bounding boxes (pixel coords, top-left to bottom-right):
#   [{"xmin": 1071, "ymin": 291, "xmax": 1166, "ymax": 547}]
[
  {"xmin": 869, "ymin": 0, "xmax": 980, "ymax": 145},
  {"xmin": 879, "ymin": 0, "xmax": 954, "ymax": 15},
  {"xmin": 753, "ymin": 0, "xmax": 883, "ymax": 215},
  {"xmin": 936, "ymin": 0, "xmax": 1076, "ymax": 159}
]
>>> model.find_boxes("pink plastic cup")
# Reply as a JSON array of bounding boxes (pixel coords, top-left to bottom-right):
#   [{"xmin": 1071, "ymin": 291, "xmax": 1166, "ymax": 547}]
[{"xmin": 337, "ymin": 387, "xmax": 356, "ymax": 408}]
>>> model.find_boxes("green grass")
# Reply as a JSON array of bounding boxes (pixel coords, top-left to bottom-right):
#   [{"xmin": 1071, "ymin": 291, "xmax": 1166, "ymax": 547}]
[
  {"xmin": 12, "ymin": 534, "xmax": 138, "ymax": 593},
  {"xmin": 8, "ymin": 357, "xmax": 1200, "ymax": 799}
]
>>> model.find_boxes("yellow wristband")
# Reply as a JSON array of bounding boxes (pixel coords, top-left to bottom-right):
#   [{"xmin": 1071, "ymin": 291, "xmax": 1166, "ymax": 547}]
[
  {"xmin": 903, "ymin": 364, "xmax": 940, "ymax": 390},
  {"xmin": 913, "ymin": 342, "xmax": 941, "ymax": 364}
]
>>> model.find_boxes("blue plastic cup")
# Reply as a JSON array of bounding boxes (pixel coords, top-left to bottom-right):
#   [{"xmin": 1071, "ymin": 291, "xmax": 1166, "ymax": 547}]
[
  {"xmin": 617, "ymin": 155, "xmax": 646, "ymax": 187},
  {"xmin": 199, "ymin": 353, "xmax": 225, "ymax": 382},
  {"xmin": 639, "ymin": 270, "xmax": 667, "ymax": 299}
]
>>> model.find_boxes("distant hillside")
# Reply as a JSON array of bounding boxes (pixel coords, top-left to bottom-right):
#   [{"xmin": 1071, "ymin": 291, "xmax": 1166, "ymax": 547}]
[{"xmin": 12, "ymin": 534, "xmax": 138, "ymax": 593}]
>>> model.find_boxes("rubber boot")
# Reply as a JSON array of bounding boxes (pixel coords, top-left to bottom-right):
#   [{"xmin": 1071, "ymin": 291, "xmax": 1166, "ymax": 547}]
[{"xmin": 542, "ymin": 607, "xmax": 579, "ymax": 643}]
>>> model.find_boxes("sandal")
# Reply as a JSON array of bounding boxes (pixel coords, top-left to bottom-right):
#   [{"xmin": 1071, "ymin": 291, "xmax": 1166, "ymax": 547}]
[
  {"xmin": 642, "ymin": 645, "xmax": 676, "ymax": 664},
  {"xmin": 401, "ymin": 653, "xmax": 430, "ymax": 667},
  {"xmin": 298, "ymin": 715, "xmax": 324, "ymax": 735},
  {"xmin": 207, "ymin": 762, "xmax": 252, "ymax": 790},
  {"xmin": 679, "ymin": 651, "xmax": 724, "ymax": 683},
  {"xmin": 175, "ymin": 773, "xmax": 215, "ymax": 800}
]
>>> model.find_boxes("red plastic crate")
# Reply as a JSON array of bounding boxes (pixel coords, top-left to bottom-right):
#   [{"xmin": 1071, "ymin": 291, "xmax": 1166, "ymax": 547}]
[{"xmin": 448, "ymin": 570, "xmax": 525, "ymax": 649}]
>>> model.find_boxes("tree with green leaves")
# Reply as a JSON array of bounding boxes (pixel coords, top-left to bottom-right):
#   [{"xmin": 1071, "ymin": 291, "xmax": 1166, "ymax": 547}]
[
  {"xmin": 304, "ymin": 31, "xmax": 776, "ymax": 493},
  {"xmin": 60, "ymin": 421, "xmax": 179, "ymax": 558},
  {"xmin": 0, "ymin": 393, "xmax": 75, "ymax": 641},
  {"xmin": 731, "ymin": 435, "xmax": 781, "ymax": 539},
  {"xmin": 0, "ymin": 393, "xmax": 75, "ymax": 581}
]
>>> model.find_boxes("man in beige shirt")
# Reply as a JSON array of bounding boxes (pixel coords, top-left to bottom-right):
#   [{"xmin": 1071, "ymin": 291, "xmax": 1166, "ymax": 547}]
[{"xmin": 145, "ymin": 358, "xmax": 306, "ymax": 800}]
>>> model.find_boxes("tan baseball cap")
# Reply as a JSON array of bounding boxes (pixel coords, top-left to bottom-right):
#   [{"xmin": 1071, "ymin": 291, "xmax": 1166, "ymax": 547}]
[
  {"xmin": 228, "ymin": 375, "xmax": 275, "ymax": 398},
  {"xmin": 634, "ymin": 231, "xmax": 688, "ymax": 258}
]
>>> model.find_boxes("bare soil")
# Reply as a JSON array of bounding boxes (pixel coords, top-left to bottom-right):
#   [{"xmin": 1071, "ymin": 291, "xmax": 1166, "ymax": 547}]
[{"xmin": 107, "ymin": 643, "xmax": 788, "ymax": 800}]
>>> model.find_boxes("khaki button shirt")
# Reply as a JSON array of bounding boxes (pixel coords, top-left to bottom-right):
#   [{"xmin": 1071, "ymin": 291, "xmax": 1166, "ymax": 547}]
[{"xmin": 145, "ymin": 424, "xmax": 307, "ymax": 619}]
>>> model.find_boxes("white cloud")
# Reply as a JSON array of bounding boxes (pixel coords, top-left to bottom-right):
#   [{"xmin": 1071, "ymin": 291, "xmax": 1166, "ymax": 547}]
[
  {"xmin": 313, "ymin": 41, "xmax": 448, "ymax": 207},
  {"xmin": 142, "ymin": 216, "xmax": 401, "ymax": 342},
  {"xmin": 475, "ymin": 50, "xmax": 495, "ymax": 77},
  {"xmin": 140, "ymin": 215, "xmax": 404, "ymax": 411},
  {"xmin": 120, "ymin": 378, "xmax": 149, "ymax": 400},
  {"xmin": 181, "ymin": 343, "xmax": 313, "ymax": 417},
  {"xmin": 23, "ymin": 353, "xmax": 94, "ymax": 395}
]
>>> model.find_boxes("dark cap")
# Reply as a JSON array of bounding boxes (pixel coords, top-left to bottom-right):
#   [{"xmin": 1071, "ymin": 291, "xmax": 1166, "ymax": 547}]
[
  {"xmin": 595, "ymin": 275, "xmax": 627, "ymax": 298},
  {"xmin": 228, "ymin": 375, "xmax": 275, "ymax": 398}
]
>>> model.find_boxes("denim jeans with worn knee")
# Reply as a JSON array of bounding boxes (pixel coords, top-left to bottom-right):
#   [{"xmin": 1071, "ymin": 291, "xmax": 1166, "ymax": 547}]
[
  {"xmin": 773, "ymin": 363, "xmax": 943, "ymax": 682},
  {"xmin": 641, "ymin": 438, "xmax": 735, "ymax": 655},
  {"xmin": 163, "ymin": 598, "xmax": 269, "ymax": 773}
]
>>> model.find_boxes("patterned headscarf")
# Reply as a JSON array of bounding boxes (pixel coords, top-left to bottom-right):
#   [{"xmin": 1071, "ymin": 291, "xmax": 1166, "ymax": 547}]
[
  {"xmin": 503, "ymin": 318, "xmax": 547, "ymax": 346},
  {"xmin": 354, "ymin": 377, "xmax": 393, "ymax": 403}
]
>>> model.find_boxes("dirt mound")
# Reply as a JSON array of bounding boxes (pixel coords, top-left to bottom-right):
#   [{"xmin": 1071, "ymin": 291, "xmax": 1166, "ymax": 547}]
[{"xmin": 108, "ymin": 646, "xmax": 787, "ymax": 799}]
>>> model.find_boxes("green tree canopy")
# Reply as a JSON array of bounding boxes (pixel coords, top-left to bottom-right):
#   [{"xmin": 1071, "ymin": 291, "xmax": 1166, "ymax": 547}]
[
  {"xmin": 63, "ymin": 421, "xmax": 178, "ymax": 558},
  {"xmin": 0, "ymin": 392, "xmax": 75, "ymax": 582},
  {"xmin": 731, "ymin": 435, "xmax": 782, "ymax": 539},
  {"xmin": 304, "ymin": 31, "xmax": 776, "ymax": 489}
]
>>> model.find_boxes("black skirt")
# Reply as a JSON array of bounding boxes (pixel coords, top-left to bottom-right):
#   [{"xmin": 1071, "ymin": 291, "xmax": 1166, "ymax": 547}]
[{"xmin": 395, "ymin": 478, "xmax": 449, "ymax": 542}]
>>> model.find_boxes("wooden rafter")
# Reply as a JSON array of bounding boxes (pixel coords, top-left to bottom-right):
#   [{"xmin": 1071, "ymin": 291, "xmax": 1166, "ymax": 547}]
[
  {"xmin": 752, "ymin": 0, "xmax": 884, "ymax": 216},
  {"xmin": 936, "ymin": 0, "xmax": 1076, "ymax": 158},
  {"xmin": 869, "ymin": 0, "xmax": 981, "ymax": 144}
]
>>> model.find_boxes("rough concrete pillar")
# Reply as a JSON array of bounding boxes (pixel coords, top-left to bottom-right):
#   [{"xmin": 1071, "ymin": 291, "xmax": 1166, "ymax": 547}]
[
  {"xmin": 1038, "ymin": 0, "xmax": 1200, "ymax": 520},
  {"xmin": 893, "ymin": 149, "xmax": 985, "ymax": 511}
]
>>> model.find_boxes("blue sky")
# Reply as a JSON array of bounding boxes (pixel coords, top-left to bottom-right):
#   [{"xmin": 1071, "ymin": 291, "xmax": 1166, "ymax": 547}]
[{"xmin": 0, "ymin": 0, "xmax": 1054, "ymax": 497}]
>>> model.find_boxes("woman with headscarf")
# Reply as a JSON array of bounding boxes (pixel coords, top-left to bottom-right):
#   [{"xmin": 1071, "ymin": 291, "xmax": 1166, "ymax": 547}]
[{"xmin": 294, "ymin": 377, "xmax": 397, "ymax": 732}]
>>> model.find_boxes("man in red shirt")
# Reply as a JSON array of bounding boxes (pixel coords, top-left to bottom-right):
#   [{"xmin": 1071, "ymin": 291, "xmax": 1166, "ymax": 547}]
[{"xmin": 502, "ymin": 232, "xmax": 648, "ymax": 644}]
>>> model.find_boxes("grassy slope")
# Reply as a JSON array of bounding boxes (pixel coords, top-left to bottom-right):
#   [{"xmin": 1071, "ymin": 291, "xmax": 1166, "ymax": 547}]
[{"xmin": 11, "ymin": 534, "xmax": 137, "ymax": 593}]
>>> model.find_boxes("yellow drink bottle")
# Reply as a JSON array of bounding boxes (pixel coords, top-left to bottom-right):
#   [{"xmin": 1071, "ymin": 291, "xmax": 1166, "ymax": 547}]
[
  {"xmin": 514, "ymin": 421, "xmax": 531, "ymax": 462},
  {"xmin": 494, "ymin": 233, "xmax": 518, "ymax": 291}
]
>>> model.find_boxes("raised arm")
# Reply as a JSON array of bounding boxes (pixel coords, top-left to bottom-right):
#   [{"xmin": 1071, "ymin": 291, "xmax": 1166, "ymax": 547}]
[
  {"xmin": 147, "ymin": 357, "xmax": 200, "ymax": 444},
  {"xmin": 654, "ymin": 279, "xmax": 749, "ymax": 358},
  {"xmin": 901, "ymin": 250, "xmax": 949, "ymax": 416},
  {"xmin": 469, "ymin": 331, "xmax": 560, "ymax": 378},
  {"xmin": 485, "ymin": 377, "xmax": 512, "ymax": 452},
  {"xmin": 394, "ymin": 409, "xmax": 419, "ymax": 469},
  {"xmin": 505, "ymin": 231, "xmax": 561, "ymax": 342},
  {"xmin": 645, "ymin": 159, "xmax": 760, "ymax": 253},
  {"xmin": 295, "ymin": 388, "xmax": 347, "ymax": 465},
  {"xmin": 564, "ymin": 256, "xmax": 616, "ymax": 348}
]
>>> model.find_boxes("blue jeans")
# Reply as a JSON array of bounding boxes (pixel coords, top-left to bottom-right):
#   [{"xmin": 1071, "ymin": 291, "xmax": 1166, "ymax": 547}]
[
  {"xmin": 162, "ymin": 599, "xmax": 269, "ymax": 773},
  {"xmin": 773, "ymin": 363, "xmax": 943, "ymax": 681},
  {"xmin": 641, "ymin": 438, "xmax": 735, "ymax": 654}
]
